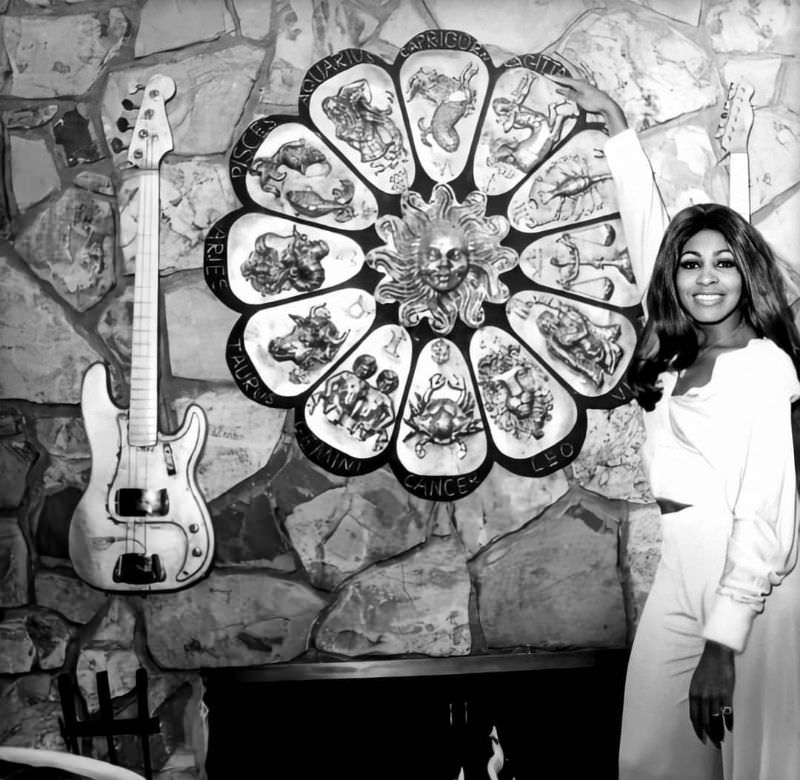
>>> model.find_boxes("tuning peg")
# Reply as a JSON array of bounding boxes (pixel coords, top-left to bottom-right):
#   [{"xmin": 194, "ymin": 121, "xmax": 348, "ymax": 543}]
[
  {"xmin": 116, "ymin": 116, "xmax": 131, "ymax": 132},
  {"xmin": 121, "ymin": 98, "xmax": 140, "ymax": 111},
  {"xmin": 110, "ymin": 137, "xmax": 128, "ymax": 154}
]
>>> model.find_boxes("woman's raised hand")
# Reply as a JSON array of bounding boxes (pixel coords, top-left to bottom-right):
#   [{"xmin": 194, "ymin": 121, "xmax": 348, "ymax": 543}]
[{"xmin": 547, "ymin": 74, "xmax": 628, "ymax": 136}]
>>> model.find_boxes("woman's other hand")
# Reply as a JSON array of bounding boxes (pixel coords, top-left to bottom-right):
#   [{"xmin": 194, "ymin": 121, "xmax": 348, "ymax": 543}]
[
  {"xmin": 689, "ymin": 640, "xmax": 735, "ymax": 748},
  {"xmin": 547, "ymin": 75, "xmax": 628, "ymax": 136}
]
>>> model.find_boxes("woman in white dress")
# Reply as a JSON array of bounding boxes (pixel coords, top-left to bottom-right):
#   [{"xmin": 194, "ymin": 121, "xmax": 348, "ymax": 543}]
[{"xmin": 549, "ymin": 76, "xmax": 800, "ymax": 780}]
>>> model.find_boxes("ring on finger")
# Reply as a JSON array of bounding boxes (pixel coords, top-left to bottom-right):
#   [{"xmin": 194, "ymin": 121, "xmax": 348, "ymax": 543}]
[{"xmin": 720, "ymin": 705, "xmax": 733, "ymax": 717}]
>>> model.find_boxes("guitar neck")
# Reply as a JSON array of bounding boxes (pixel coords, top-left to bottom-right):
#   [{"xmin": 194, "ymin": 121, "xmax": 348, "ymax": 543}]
[
  {"xmin": 129, "ymin": 169, "xmax": 160, "ymax": 447},
  {"xmin": 729, "ymin": 151, "xmax": 750, "ymax": 222}
]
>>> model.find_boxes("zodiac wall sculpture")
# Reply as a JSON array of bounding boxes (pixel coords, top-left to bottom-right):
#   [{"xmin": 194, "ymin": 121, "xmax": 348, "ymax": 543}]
[{"xmin": 205, "ymin": 30, "xmax": 642, "ymax": 500}]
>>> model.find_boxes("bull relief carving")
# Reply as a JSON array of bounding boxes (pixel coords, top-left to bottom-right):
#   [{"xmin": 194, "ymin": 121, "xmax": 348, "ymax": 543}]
[{"xmin": 205, "ymin": 31, "xmax": 642, "ymax": 500}]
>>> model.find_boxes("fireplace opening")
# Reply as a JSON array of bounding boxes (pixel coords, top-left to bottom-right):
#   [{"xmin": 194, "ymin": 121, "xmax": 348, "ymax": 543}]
[{"xmin": 204, "ymin": 649, "xmax": 628, "ymax": 779}]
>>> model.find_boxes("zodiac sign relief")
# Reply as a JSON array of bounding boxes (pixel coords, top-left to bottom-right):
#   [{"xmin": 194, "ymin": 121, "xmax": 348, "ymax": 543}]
[
  {"xmin": 248, "ymin": 138, "xmax": 330, "ymax": 197},
  {"xmin": 535, "ymin": 299, "xmax": 624, "ymax": 389},
  {"xmin": 240, "ymin": 225, "xmax": 328, "ymax": 296},
  {"xmin": 551, "ymin": 226, "xmax": 634, "ymax": 301},
  {"xmin": 268, "ymin": 303, "xmax": 349, "ymax": 384},
  {"xmin": 477, "ymin": 344, "xmax": 554, "ymax": 441},
  {"xmin": 322, "ymin": 78, "xmax": 408, "ymax": 173},
  {"xmin": 309, "ymin": 353, "xmax": 399, "ymax": 451},
  {"xmin": 403, "ymin": 373, "xmax": 483, "ymax": 459},
  {"xmin": 406, "ymin": 63, "xmax": 479, "ymax": 152},
  {"xmin": 488, "ymin": 71, "xmax": 577, "ymax": 175}
]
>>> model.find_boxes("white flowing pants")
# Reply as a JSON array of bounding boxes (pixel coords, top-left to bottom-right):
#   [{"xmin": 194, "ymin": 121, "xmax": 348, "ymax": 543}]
[{"xmin": 619, "ymin": 506, "xmax": 800, "ymax": 780}]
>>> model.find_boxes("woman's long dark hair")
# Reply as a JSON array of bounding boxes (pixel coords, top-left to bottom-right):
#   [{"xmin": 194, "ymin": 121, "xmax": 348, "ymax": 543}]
[{"xmin": 628, "ymin": 203, "xmax": 800, "ymax": 410}]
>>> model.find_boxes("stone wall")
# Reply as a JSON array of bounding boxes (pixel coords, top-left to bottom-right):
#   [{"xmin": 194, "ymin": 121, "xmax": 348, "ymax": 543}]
[{"xmin": 1, "ymin": 1, "xmax": 798, "ymax": 778}]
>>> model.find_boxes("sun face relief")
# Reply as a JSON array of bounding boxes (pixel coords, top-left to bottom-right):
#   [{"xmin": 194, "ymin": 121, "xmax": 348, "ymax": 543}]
[{"xmin": 368, "ymin": 183, "xmax": 518, "ymax": 335}]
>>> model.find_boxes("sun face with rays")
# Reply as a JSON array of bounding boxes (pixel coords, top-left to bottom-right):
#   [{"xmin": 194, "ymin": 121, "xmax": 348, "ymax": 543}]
[{"xmin": 366, "ymin": 183, "xmax": 519, "ymax": 335}]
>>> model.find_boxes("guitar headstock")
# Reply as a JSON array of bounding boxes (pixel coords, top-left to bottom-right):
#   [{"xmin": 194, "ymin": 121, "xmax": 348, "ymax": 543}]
[
  {"xmin": 127, "ymin": 74, "xmax": 176, "ymax": 169},
  {"xmin": 714, "ymin": 80, "xmax": 754, "ymax": 157}
]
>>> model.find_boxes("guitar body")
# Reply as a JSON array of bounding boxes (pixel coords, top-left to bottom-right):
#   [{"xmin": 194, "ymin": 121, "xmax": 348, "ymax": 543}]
[{"xmin": 69, "ymin": 363, "xmax": 214, "ymax": 592}]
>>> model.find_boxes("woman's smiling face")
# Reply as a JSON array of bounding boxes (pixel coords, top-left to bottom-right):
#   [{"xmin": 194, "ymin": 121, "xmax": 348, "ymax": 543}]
[{"xmin": 675, "ymin": 228, "xmax": 743, "ymax": 325}]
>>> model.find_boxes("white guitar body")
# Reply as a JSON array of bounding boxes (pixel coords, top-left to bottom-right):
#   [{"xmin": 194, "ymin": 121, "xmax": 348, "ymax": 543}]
[
  {"xmin": 69, "ymin": 75, "xmax": 214, "ymax": 591},
  {"xmin": 69, "ymin": 363, "xmax": 213, "ymax": 591}
]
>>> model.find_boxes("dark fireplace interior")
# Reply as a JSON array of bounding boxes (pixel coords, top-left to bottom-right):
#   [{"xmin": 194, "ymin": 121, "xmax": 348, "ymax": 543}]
[{"xmin": 204, "ymin": 650, "xmax": 628, "ymax": 779}]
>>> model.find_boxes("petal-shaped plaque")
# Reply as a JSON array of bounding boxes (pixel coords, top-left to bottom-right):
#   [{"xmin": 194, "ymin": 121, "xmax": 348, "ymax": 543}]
[
  {"xmin": 214, "ymin": 213, "xmax": 365, "ymax": 307},
  {"xmin": 399, "ymin": 46, "xmax": 489, "ymax": 183},
  {"xmin": 519, "ymin": 219, "xmax": 639, "ymax": 306},
  {"xmin": 241, "ymin": 289, "xmax": 376, "ymax": 400},
  {"xmin": 230, "ymin": 119, "xmax": 379, "ymax": 230},
  {"xmin": 508, "ymin": 129, "xmax": 617, "ymax": 233},
  {"xmin": 470, "ymin": 326, "xmax": 578, "ymax": 459},
  {"xmin": 302, "ymin": 323, "xmax": 412, "ymax": 460},
  {"xmin": 306, "ymin": 61, "xmax": 415, "ymax": 194},
  {"xmin": 474, "ymin": 59, "xmax": 580, "ymax": 196},
  {"xmin": 506, "ymin": 291, "xmax": 637, "ymax": 397}
]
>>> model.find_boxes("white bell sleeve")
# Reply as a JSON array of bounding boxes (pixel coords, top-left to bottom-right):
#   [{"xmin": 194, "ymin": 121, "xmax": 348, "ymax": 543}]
[
  {"xmin": 702, "ymin": 343, "xmax": 800, "ymax": 653},
  {"xmin": 603, "ymin": 128, "xmax": 670, "ymax": 302}
]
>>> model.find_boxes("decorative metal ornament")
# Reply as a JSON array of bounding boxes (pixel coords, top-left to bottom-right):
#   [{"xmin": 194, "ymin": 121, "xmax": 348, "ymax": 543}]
[{"xmin": 205, "ymin": 31, "xmax": 642, "ymax": 501}]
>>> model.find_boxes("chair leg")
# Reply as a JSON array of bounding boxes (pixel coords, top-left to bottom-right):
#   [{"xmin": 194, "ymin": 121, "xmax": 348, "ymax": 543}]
[
  {"xmin": 97, "ymin": 671, "xmax": 119, "ymax": 766},
  {"xmin": 57, "ymin": 673, "xmax": 80, "ymax": 755},
  {"xmin": 135, "ymin": 668, "xmax": 153, "ymax": 780}
]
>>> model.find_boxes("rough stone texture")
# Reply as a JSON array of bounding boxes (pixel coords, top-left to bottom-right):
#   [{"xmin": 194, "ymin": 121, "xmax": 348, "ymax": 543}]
[
  {"xmin": 211, "ymin": 491, "xmax": 296, "ymax": 569},
  {"xmin": 311, "ymin": 0, "xmax": 380, "ymax": 59},
  {"xmin": 556, "ymin": 9, "xmax": 718, "ymax": 132},
  {"xmin": 0, "ymin": 517, "xmax": 29, "ymax": 607},
  {"xmin": 25, "ymin": 610, "xmax": 72, "ymax": 670},
  {"xmin": 141, "ymin": 570, "xmax": 327, "ymax": 668},
  {"xmin": 172, "ymin": 386, "xmax": 287, "ymax": 501},
  {"xmin": 1, "ymin": 10, "xmax": 129, "ymax": 98},
  {"xmin": 705, "ymin": 0, "xmax": 800, "ymax": 56},
  {"xmin": 471, "ymin": 486, "xmax": 627, "ymax": 649},
  {"xmin": 102, "ymin": 46, "xmax": 265, "ymax": 163},
  {"xmin": 756, "ymin": 188, "xmax": 800, "ymax": 281},
  {"xmin": 35, "ymin": 416, "xmax": 91, "ymax": 492},
  {"xmin": 315, "ymin": 535, "xmax": 472, "ymax": 657},
  {"xmin": 35, "ymin": 487, "xmax": 80, "ymax": 560},
  {"xmin": 0, "ymin": 250, "xmax": 102, "ymax": 404},
  {"xmin": 34, "ymin": 568, "xmax": 110, "ymax": 624},
  {"xmin": 570, "ymin": 404, "xmax": 653, "ymax": 504},
  {"xmin": 163, "ymin": 272, "xmax": 240, "ymax": 382},
  {"xmin": 749, "ymin": 107, "xmax": 800, "ymax": 212},
  {"xmin": 0, "ymin": 675, "xmax": 64, "ymax": 749},
  {"xmin": 430, "ymin": 0, "xmax": 585, "ymax": 54},
  {"xmin": 3, "ymin": 104, "xmax": 58, "ymax": 130},
  {"xmin": 119, "ymin": 159, "xmax": 237, "ymax": 276},
  {"xmin": 77, "ymin": 599, "xmax": 139, "ymax": 711},
  {"xmin": 375, "ymin": 1, "xmax": 431, "ymax": 51},
  {"xmin": 74, "ymin": 170, "xmax": 115, "ymax": 197},
  {"xmin": 633, "ymin": 0, "xmax": 701, "ymax": 26},
  {"xmin": 0, "ymin": 436, "xmax": 37, "ymax": 510},
  {"xmin": 621, "ymin": 501, "xmax": 662, "ymax": 635},
  {"xmin": 52, "ymin": 105, "xmax": 102, "ymax": 168},
  {"xmin": 96, "ymin": 284, "xmax": 133, "ymax": 369},
  {"xmin": 135, "ymin": 0, "xmax": 235, "ymax": 58},
  {"xmin": 285, "ymin": 468, "xmax": 432, "ymax": 589},
  {"xmin": 640, "ymin": 124, "xmax": 723, "ymax": 216},
  {"xmin": 453, "ymin": 463, "xmax": 569, "ymax": 556},
  {"xmin": 15, "ymin": 187, "xmax": 116, "ymax": 313},
  {"xmin": 265, "ymin": 0, "xmax": 315, "ymax": 107},
  {"xmin": 0, "ymin": 616, "xmax": 36, "ymax": 673},
  {"xmin": 722, "ymin": 57, "xmax": 783, "ymax": 108},
  {"xmin": 9, "ymin": 133, "xmax": 60, "ymax": 211},
  {"xmin": 233, "ymin": 0, "xmax": 274, "ymax": 39}
]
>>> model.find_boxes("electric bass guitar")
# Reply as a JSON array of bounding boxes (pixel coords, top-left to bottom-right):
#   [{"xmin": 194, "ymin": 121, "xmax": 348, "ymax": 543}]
[
  {"xmin": 715, "ymin": 79, "xmax": 755, "ymax": 221},
  {"xmin": 69, "ymin": 75, "xmax": 214, "ymax": 592}
]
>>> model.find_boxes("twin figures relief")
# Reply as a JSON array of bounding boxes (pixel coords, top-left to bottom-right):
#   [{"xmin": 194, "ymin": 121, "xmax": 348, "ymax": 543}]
[{"xmin": 205, "ymin": 31, "xmax": 642, "ymax": 500}]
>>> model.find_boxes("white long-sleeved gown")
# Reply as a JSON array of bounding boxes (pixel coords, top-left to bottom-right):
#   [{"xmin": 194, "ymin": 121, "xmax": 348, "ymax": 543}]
[{"xmin": 605, "ymin": 129, "xmax": 800, "ymax": 780}]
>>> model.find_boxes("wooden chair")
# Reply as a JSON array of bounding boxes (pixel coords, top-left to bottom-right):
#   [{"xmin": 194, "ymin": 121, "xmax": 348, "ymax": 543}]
[{"xmin": 57, "ymin": 668, "xmax": 160, "ymax": 780}]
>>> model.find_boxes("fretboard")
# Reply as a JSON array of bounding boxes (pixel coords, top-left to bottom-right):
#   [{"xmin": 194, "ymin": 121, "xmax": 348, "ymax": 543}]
[
  {"xmin": 729, "ymin": 151, "xmax": 750, "ymax": 222},
  {"xmin": 128, "ymin": 169, "xmax": 160, "ymax": 447}
]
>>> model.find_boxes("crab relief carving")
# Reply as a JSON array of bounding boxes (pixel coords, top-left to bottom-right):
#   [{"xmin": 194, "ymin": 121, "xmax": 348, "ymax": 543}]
[{"xmin": 205, "ymin": 31, "xmax": 642, "ymax": 500}]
